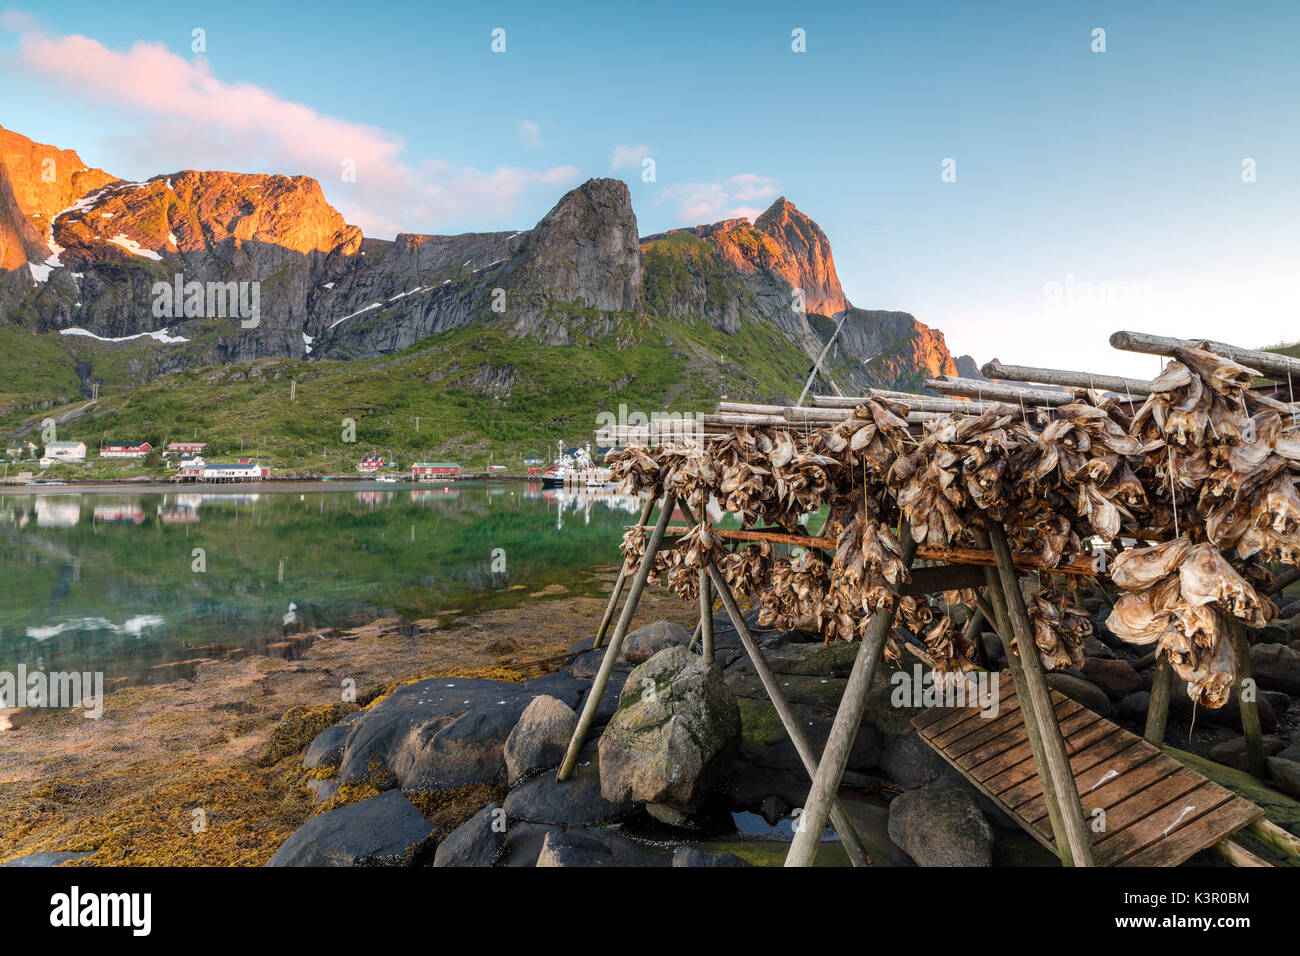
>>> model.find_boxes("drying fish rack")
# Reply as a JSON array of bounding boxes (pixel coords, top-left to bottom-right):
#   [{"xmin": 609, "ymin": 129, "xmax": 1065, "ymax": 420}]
[{"xmin": 559, "ymin": 329, "xmax": 1300, "ymax": 867}]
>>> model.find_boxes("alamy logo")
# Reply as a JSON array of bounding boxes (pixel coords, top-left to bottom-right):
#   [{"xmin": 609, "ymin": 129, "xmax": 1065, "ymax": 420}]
[
  {"xmin": 152, "ymin": 274, "xmax": 260, "ymax": 328},
  {"xmin": 0, "ymin": 666, "xmax": 103, "ymax": 718},
  {"xmin": 595, "ymin": 404, "xmax": 706, "ymax": 447},
  {"xmin": 890, "ymin": 664, "xmax": 1000, "ymax": 718},
  {"xmin": 50, "ymin": 886, "xmax": 151, "ymax": 936}
]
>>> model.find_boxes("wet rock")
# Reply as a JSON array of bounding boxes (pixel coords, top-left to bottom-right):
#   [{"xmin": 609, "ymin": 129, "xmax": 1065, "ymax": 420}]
[
  {"xmin": 504, "ymin": 695, "xmax": 577, "ymax": 784},
  {"xmin": 1081, "ymin": 657, "xmax": 1141, "ymax": 700},
  {"xmin": 1084, "ymin": 635, "xmax": 1119, "ymax": 660},
  {"xmin": 306, "ymin": 778, "xmax": 339, "ymax": 802},
  {"xmin": 759, "ymin": 794, "xmax": 791, "ymax": 825},
  {"xmin": 267, "ymin": 791, "xmax": 435, "ymax": 867},
  {"xmin": 1264, "ymin": 691, "xmax": 1290, "ymax": 714},
  {"xmin": 1267, "ymin": 757, "xmax": 1300, "ymax": 798},
  {"xmin": 0, "ymin": 851, "xmax": 94, "ymax": 867},
  {"xmin": 1168, "ymin": 678, "xmax": 1277, "ymax": 731},
  {"xmin": 599, "ymin": 646, "xmax": 741, "ymax": 811},
  {"xmin": 672, "ymin": 846, "xmax": 751, "ymax": 867},
  {"xmin": 504, "ymin": 754, "xmax": 634, "ymax": 826},
  {"xmin": 1117, "ymin": 691, "xmax": 1150, "ymax": 721},
  {"xmin": 721, "ymin": 760, "xmax": 811, "ymax": 809},
  {"xmin": 887, "ymin": 787, "xmax": 993, "ymax": 867},
  {"xmin": 499, "ymin": 822, "xmax": 560, "ymax": 867},
  {"xmin": 880, "ymin": 730, "xmax": 964, "ymax": 790},
  {"xmin": 620, "ymin": 620, "xmax": 692, "ymax": 665},
  {"xmin": 535, "ymin": 828, "xmax": 671, "ymax": 867},
  {"xmin": 1250, "ymin": 644, "xmax": 1300, "ymax": 695},
  {"xmin": 735, "ymin": 696, "xmax": 882, "ymax": 774},
  {"xmin": 303, "ymin": 724, "xmax": 349, "ymax": 769},
  {"xmin": 1208, "ymin": 735, "xmax": 1286, "ymax": 772},
  {"xmin": 567, "ymin": 646, "xmax": 629, "ymax": 681},
  {"xmin": 433, "ymin": 802, "xmax": 506, "ymax": 867},
  {"xmin": 1045, "ymin": 672, "xmax": 1113, "ymax": 716}
]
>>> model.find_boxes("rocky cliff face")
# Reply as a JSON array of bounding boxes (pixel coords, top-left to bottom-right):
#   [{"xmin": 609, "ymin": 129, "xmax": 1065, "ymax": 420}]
[
  {"xmin": 0, "ymin": 125, "xmax": 966, "ymax": 397},
  {"xmin": 0, "ymin": 125, "xmax": 117, "ymax": 235}
]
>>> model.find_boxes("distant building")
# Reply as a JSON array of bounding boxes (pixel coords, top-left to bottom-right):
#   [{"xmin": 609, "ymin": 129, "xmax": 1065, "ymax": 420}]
[
  {"xmin": 201, "ymin": 460, "xmax": 269, "ymax": 481},
  {"xmin": 486, "ymin": 464, "xmax": 507, "ymax": 473},
  {"xmin": 411, "ymin": 461, "xmax": 460, "ymax": 480},
  {"xmin": 357, "ymin": 454, "xmax": 384, "ymax": 473},
  {"xmin": 524, "ymin": 458, "xmax": 543, "ymax": 467},
  {"xmin": 526, "ymin": 466, "xmax": 542, "ymax": 477},
  {"xmin": 101, "ymin": 441, "xmax": 152, "ymax": 459},
  {"xmin": 163, "ymin": 442, "xmax": 207, "ymax": 457},
  {"xmin": 180, "ymin": 454, "xmax": 206, "ymax": 478},
  {"xmin": 41, "ymin": 441, "xmax": 87, "ymax": 467}
]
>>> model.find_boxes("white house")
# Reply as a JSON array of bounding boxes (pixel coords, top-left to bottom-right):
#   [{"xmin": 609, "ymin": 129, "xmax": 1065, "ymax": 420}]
[
  {"xmin": 41, "ymin": 441, "xmax": 87, "ymax": 468},
  {"xmin": 201, "ymin": 460, "xmax": 270, "ymax": 481}
]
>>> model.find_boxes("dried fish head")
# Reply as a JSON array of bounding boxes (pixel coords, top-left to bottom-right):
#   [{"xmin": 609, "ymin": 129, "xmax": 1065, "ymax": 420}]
[{"xmin": 1109, "ymin": 537, "xmax": 1192, "ymax": 590}]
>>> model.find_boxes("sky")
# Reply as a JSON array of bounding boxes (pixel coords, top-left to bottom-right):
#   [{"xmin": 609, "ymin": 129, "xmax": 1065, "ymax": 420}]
[{"xmin": 2, "ymin": 0, "xmax": 1297, "ymax": 379}]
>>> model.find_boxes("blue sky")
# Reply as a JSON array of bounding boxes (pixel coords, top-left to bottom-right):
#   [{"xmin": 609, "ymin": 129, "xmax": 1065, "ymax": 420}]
[{"xmin": 2, "ymin": 0, "xmax": 1297, "ymax": 376}]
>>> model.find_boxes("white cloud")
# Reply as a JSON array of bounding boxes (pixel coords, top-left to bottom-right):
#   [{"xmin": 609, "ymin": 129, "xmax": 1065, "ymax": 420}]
[
  {"xmin": 6, "ymin": 24, "xmax": 580, "ymax": 237},
  {"xmin": 609, "ymin": 144, "xmax": 652, "ymax": 171},
  {"xmin": 656, "ymin": 174, "xmax": 779, "ymax": 224},
  {"xmin": 727, "ymin": 173, "xmax": 778, "ymax": 203},
  {"xmin": 518, "ymin": 120, "xmax": 542, "ymax": 149}
]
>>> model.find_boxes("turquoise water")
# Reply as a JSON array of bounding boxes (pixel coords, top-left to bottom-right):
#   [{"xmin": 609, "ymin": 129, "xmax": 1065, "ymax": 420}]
[{"xmin": 0, "ymin": 482, "xmax": 643, "ymax": 686}]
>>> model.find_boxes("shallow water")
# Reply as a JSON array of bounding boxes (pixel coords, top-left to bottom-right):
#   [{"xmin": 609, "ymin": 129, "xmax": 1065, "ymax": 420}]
[{"xmin": 0, "ymin": 481, "xmax": 644, "ymax": 687}]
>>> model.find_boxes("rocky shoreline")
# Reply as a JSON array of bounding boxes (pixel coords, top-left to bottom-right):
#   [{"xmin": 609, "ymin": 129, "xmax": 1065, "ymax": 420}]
[{"xmin": 260, "ymin": 589, "xmax": 1300, "ymax": 868}]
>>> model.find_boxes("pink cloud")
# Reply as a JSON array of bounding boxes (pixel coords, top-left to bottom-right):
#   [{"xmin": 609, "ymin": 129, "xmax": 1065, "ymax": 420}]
[
  {"xmin": 11, "ymin": 28, "xmax": 579, "ymax": 237},
  {"xmin": 656, "ymin": 176, "xmax": 777, "ymax": 224}
]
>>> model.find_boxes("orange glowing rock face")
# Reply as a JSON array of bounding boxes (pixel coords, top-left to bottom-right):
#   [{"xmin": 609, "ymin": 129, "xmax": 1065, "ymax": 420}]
[{"xmin": 0, "ymin": 124, "xmax": 118, "ymax": 232}]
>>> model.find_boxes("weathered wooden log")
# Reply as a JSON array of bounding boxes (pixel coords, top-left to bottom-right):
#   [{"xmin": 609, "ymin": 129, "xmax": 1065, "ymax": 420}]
[
  {"xmin": 594, "ymin": 496, "xmax": 655, "ymax": 648},
  {"xmin": 557, "ymin": 490, "xmax": 678, "ymax": 781},
  {"xmin": 1246, "ymin": 818, "xmax": 1300, "ymax": 860},
  {"xmin": 925, "ymin": 376, "xmax": 1078, "ymax": 407},
  {"xmin": 1145, "ymin": 658, "xmax": 1173, "ymax": 744},
  {"xmin": 988, "ymin": 524, "xmax": 1094, "ymax": 866},
  {"xmin": 784, "ymin": 522, "xmax": 918, "ymax": 867},
  {"xmin": 809, "ymin": 392, "xmax": 1005, "ymax": 415},
  {"xmin": 698, "ymin": 567, "xmax": 714, "ymax": 660},
  {"xmin": 1110, "ymin": 330, "xmax": 1300, "ymax": 382},
  {"xmin": 1231, "ymin": 622, "xmax": 1266, "ymax": 779},
  {"xmin": 980, "ymin": 361, "xmax": 1155, "ymax": 396},
  {"xmin": 1268, "ymin": 567, "xmax": 1300, "ymax": 595},
  {"xmin": 901, "ymin": 563, "xmax": 989, "ymax": 595},
  {"xmin": 1211, "ymin": 840, "xmax": 1272, "ymax": 867}
]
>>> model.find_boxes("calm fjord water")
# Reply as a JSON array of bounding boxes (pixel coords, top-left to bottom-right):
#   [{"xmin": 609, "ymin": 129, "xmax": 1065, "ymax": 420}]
[{"xmin": 0, "ymin": 482, "xmax": 642, "ymax": 685}]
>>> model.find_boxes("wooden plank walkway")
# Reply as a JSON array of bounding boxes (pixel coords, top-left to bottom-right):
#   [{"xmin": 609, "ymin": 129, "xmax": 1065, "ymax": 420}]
[{"xmin": 911, "ymin": 674, "xmax": 1264, "ymax": 866}]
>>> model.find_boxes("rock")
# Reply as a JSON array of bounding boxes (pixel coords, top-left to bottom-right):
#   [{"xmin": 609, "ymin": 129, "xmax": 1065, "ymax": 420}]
[
  {"xmin": 753, "ymin": 641, "xmax": 859, "ymax": 678},
  {"xmin": 1208, "ymin": 735, "xmax": 1286, "ymax": 772},
  {"xmin": 881, "ymin": 731, "xmax": 964, "ymax": 790},
  {"xmin": 721, "ymin": 761, "xmax": 811, "ymax": 810},
  {"xmin": 672, "ymin": 846, "xmax": 751, "ymax": 867},
  {"xmin": 887, "ymin": 788, "xmax": 993, "ymax": 867},
  {"xmin": 534, "ymin": 828, "xmax": 672, "ymax": 867},
  {"xmin": 1264, "ymin": 691, "xmax": 1290, "ymax": 714},
  {"xmin": 1267, "ymin": 757, "xmax": 1300, "ymax": 798},
  {"xmin": 646, "ymin": 802, "xmax": 695, "ymax": 828},
  {"xmin": 1168, "ymin": 678, "xmax": 1277, "ymax": 731},
  {"xmin": 862, "ymin": 665, "xmax": 926, "ymax": 736},
  {"xmin": 267, "ymin": 791, "xmax": 435, "ymax": 867},
  {"xmin": 568, "ymin": 647, "xmax": 628, "ymax": 681},
  {"xmin": 503, "ymin": 754, "xmax": 634, "ymax": 826},
  {"xmin": 599, "ymin": 646, "xmax": 741, "ymax": 811},
  {"xmin": 735, "ymin": 696, "xmax": 882, "ymax": 774},
  {"xmin": 620, "ymin": 620, "xmax": 692, "ymax": 665},
  {"xmin": 504, "ymin": 695, "xmax": 577, "ymax": 784},
  {"xmin": 1279, "ymin": 741, "xmax": 1300, "ymax": 764},
  {"xmin": 499, "ymin": 823, "xmax": 561, "ymax": 867},
  {"xmin": 1045, "ymin": 673, "xmax": 1113, "ymax": 717},
  {"xmin": 306, "ymin": 778, "xmax": 339, "ymax": 802},
  {"xmin": 1084, "ymin": 635, "xmax": 1118, "ymax": 660},
  {"xmin": 759, "ymin": 794, "xmax": 790, "ymax": 825},
  {"xmin": 303, "ymin": 725, "xmax": 350, "ymax": 769},
  {"xmin": 1250, "ymin": 643, "xmax": 1300, "ymax": 695},
  {"xmin": 1117, "ymin": 691, "xmax": 1150, "ymax": 721},
  {"xmin": 1080, "ymin": 657, "xmax": 1141, "ymax": 700},
  {"xmin": 433, "ymin": 803, "xmax": 506, "ymax": 867},
  {"xmin": 0, "ymin": 851, "xmax": 94, "ymax": 867}
]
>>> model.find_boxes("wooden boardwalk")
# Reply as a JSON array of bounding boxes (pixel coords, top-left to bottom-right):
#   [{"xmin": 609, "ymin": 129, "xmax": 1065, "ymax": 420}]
[{"xmin": 911, "ymin": 674, "xmax": 1264, "ymax": 866}]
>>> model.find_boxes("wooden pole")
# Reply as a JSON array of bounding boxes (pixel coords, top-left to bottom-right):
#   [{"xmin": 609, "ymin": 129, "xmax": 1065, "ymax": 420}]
[
  {"xmin": 963, "ymin": 606, "xmax": 989, "ymax": 668},
  {"xmin": 988, "ymin": 524, "xmax": 1094, "ymax": 866},
  {"xmin": 1268, "ymin": 567, "xmax": 1300, "ymax": 596},
  {"xmin": 979, "ymin": 561, "xmax": 1072, "ymax": 866},
  {"xmin": 784, "ymin": 521, "xmax": 917, "ymax": 867},
  {"xmin": 925, "ymin": 376, "xmax": 1079, "ymax": 407},
  {"xmin": 593, "ymin": 496, "xmax": 655, "ymax": 649},
  {"xmin": 1211, "ymin": 840, "xmax": 1272, "ymax": 867},
  {"xmin": 979, "ymin": 361, "xmax": 1154, "ymax": 396},
  {"xmin": 1109, "ymin": 330, "xmax": 1300, "ymax": 382},
  {"xmin": 1230, "ymin": 622, "xmax": 1266, "ymax": 779},
  {"xmin": 698, "ymin": 568, "xmax": 714, "ymax": 660},
  {"xmin": 704, "ymin": 561, "xmax": 869, "ymax": 867},
  {"xmin": 556, "ymin": 491, "xmax": 678, "ymax": 781},
  {"xmin": 1246, "ymin": 818, "xmax": 1300, "ymax": 860},
  {"xmin": 1145, "ymin": 658, "xmax": 1173, "ymax": 745}
]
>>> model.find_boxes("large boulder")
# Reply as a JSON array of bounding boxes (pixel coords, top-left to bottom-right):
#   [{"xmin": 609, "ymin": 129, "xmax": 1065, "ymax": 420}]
[
  {"xmin": 672, "ymin": 846, "xmax": 750, "ymax": 867},
  {"xmin": 1080, "ymin": 657, "xmax": 1142, "ymax": 700},
  {"xmin": 887, "ymin": 788, "xmax": 993, "ymax": 867},
  {"xmin": 503, "ymin": 695, "xmax": 577, "ymax": 784},
  {"xmin": 880, "ymin": 731, "xmax": 964, "ymax": 790},
  {"xmin": 1250, "ymin": 643, "xmax": 1300, "ymax": 695},
  {"xmin": 267, "ymin": 791, "xmax": 435, "ymax": 867},
  {"xmin": 620, "ymin": 620, "xmax": 692, "ymax": 665},
  {"xmin": 433, "ymin": 802, "xmax": 507, "ymax": 867},
  {"xmin": 534, "ymin": 828, "xmax": 671, "ymax": 867},
  {"xmin": 1268, "ymin": 757, "xmax": 1300, "ymax": 798},
  {"xmin": 599, "ymin": 646, "xmax": 741, "ymax": 811},
  {"xmin": 1045, "ymin": 673, "xmax": 1113, "ymax": 717},
  {"xmin": 303, "ymin": 724, "xmax": 350, "ymax": 769},
  {"xmin": 1207, "ymin": 735, "xmax": 1286, "ymax": 772},
  {"xmin": 504, "ymin": 752, "xmax": 635, "ymax": 826}
]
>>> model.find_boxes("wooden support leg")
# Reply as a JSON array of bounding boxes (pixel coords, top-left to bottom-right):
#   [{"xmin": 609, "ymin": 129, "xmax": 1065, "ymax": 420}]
[
  {"xmin": 987, "ymin": 524, "xmax": 1094, "ymax": 867},
  {"xmin": 1231, "ymin": 622, "xmax": 1266, "ymax": 779},
  {"xmin": 980, "ymin": 563, "xmax": 1072, "ymax": 866},
  {"xmin": 593, "ymin": 496, "xmax": 656, "ymax": 649},
  {"xmin": 784, "ymin": 521, "xmax": 917, "ymax": 868},
  {"xmin": 557, "ymin": 492, "xmax": 678, "ymax": 781},
  {"xmin": 1211, "ymin": 839, "xmax": 1271, "ymax": 867},
  {"xmin": 963, "ymin": 606, "xmax": 988, "ymax": 669},
  {"xmin": 705, "ymin": 561, "xmax": 870, "ymax": 867},
  {"xmin": 698, "ymin": 568, "xmax": 714, "ymax": 661},
  {"xmin": 1145, "ymin": 658, "xmax": 1173, "ymax": 745},
  {"xmin": 1246, "ymin": 818, "xmax": 1300, "ymax": 860}
]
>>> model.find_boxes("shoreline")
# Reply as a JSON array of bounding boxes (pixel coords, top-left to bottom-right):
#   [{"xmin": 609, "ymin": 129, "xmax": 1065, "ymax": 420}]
[{"xmin": 0, "ymin": 477, "xmax": 539, "ymax": 496}]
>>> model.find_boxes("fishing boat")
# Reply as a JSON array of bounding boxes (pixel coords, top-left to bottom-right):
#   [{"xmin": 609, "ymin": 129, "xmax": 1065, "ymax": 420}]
[{"xmin": 542, "ymin": 444, "xmax": 612, "ymax": 488}]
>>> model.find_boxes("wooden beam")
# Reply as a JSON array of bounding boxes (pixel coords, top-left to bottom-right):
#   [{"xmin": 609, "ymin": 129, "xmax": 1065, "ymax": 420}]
[
  {"xmin": 557, "ymin": 490, "xmax": 678, "ymax": 781},
  {"xmin": 1211, "ymin": 839, "xmax": 1272, "ymax": 867},
  {"xmin": 698, "ymin": 567, "xmax": 714, "ymax": 660},
  {"xmin": 809, "ymin": 392, "xmax": 1006, "ymax": 416},
  {"xmin": 1110, "ymin": 330, "xmax": 1300, "ymax": 382},
  {"xmin": 987, "ymin": 524, "xmax": 1095, "ymax": 866},
  {"xmin": 1246, "ymin": 818, "xmax": 1300, "ymax": 860},
  {"xmin": 926, "ymin": 376, "xmax": 1077, "ymax": 407},
  {"xmin": 1269, "ymin": 567, "xmax": 1300, "ymax": 596},
  {"xmin": 901, "ymin": 563, "xmax": 988, "ymax": 596},
  {"xmin": 1231, "ymin": 622, "xmax": 1266, "ymax": 779},
  {"xmin": 1145, "ymin": 657, "xmax": 1173, "ymax": 745},
  {"xmin": 784, "ymin": 522, "xmax": 918, "ymax": 867},
  {"xmin": 593, "ymin": 496, "xmax": 655, "ymax": 649},
  {"xmin": 979, "ymin": 361, "xmax": 1154, "ymax": 396}
]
